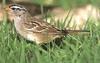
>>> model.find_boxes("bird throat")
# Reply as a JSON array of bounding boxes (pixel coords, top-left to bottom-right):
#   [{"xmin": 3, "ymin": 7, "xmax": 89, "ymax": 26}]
[{"xmin": 14, "ymin": 16, "xmax": 24, "ymax": 32}]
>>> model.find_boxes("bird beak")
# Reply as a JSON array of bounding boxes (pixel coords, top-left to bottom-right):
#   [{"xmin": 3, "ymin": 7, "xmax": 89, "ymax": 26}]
[
  {"xmin": 4, "ymin": 5, "xmax": 10, "ymax": 12},
  {"xmin": 5, "ymin": 7, "xmax": 9, "ymax": 11}
]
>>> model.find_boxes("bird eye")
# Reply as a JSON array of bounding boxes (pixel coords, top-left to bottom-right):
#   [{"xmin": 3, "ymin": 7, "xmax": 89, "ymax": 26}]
[
  {"xmin": 11, "ymin": 7, "xmax": 22, "ymax": 11},
  {"xmin": 11, "ymin": 8, "xmax": 16, "ymax": 10}
]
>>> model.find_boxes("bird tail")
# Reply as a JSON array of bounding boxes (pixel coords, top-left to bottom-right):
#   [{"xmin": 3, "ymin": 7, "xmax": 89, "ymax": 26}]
[{"xmin": 61, "ymin": 29, "xmax": 90, "ymax": 35}]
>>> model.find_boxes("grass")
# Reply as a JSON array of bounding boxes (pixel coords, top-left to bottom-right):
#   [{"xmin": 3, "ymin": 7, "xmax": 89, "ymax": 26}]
[
  {"xmin": 0, "ymin": 17, "xmax": 99, "ymax": 63},
  {"xmin": 0, "ymin": 0, "xmax": 100, "ymax": 62}
]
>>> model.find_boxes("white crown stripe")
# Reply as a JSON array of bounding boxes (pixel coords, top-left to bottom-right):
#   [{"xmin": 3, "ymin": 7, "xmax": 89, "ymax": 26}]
[{"xmin": 10, "ymin": 4, "xmax": 26, "ymax": 10}]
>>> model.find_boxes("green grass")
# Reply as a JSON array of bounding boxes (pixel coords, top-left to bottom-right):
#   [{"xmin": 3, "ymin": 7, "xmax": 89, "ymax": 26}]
[
  {"xmin": 0, "ymin": 0, "xmax": 100, "ymax": 62},
  {"xmin": 0, "ymin": 17, "xmax": 99, "ymax": 63}
]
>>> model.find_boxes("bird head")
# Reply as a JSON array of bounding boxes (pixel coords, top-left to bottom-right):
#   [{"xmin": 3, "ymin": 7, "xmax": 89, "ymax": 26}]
[{"xmin": 5, "ymin": 4, "xmax": 28, "ymax": 17}]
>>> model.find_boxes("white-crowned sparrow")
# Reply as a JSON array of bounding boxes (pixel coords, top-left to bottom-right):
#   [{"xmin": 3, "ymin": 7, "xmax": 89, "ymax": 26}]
[{"xmin": 5, "ymin": 4, "xmax": 89, "ymax": 44}]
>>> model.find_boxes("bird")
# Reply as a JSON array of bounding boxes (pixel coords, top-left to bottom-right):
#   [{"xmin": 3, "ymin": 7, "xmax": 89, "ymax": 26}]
[{"xmin": 5, "ymin": 4, "xmax": 89, "ymax": 44}]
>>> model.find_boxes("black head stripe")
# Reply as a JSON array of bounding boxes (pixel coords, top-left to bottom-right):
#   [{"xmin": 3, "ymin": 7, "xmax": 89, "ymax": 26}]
[{"xmin": 9, "ymin": 4, "xmax": 27, "ymax": 11}]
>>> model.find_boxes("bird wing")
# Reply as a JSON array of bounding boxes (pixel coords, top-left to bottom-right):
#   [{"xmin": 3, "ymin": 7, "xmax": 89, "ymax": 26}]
[{"xmin": 23, "ymin": 17, "xmax": 62, "ymax": 35}]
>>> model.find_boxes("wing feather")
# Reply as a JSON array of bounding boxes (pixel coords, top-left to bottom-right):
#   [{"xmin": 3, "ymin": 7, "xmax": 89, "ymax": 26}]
[{"xmin": 23, "ymin": 17, "xmax": 62, "ymax": 35}]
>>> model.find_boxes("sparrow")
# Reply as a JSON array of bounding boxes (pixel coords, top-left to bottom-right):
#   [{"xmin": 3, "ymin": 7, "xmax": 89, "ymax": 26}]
[{"xmin": 5, "ymin": 4, "xmax": 89, "ymax": 44}]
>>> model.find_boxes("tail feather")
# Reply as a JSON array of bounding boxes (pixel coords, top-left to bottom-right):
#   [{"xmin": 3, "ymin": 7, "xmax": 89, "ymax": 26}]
[{"xmin": 61, "ymin": 30, "xmax": 90, "ymax": 35}]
